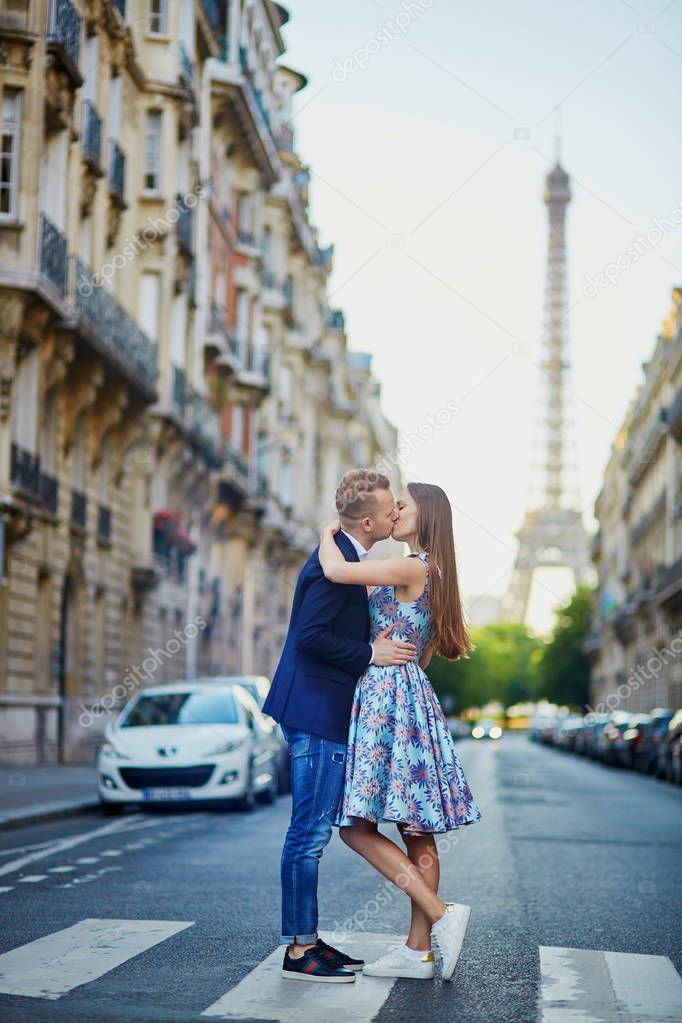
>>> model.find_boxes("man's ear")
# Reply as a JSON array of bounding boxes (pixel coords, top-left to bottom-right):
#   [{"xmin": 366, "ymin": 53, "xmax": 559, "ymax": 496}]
[{"xmin": 360, "ymin": 516, "xmax": 372, "ymax": 533}]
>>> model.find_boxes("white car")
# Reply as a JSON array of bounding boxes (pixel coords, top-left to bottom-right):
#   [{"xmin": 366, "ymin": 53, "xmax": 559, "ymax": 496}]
[{"xmin": 97, "ymin": 680, "xmax": 280, "ymax": 811}]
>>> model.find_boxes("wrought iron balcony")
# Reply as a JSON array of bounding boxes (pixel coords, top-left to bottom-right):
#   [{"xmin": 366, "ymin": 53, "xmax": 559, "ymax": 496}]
[
  {"xmin": 200, "ymin": 0, "xmax": 220, "ymax": 31},
  {"xmin": 82, "ymin": 99, "xmax": 102, "ymax": 169},
  {"xmin": 224, "ymin": 445, "xmax": 249, "ymax": 487},
  {"xmin": 172, "ymin": 364, "xmax": 187, "ymax": 415},
  {"xmin": 39, "ymin": 213, "xmax": 68, "ymax": 297},
  {"xmin": 186, "ymin": 387, "xmax": 221, "ymax": 464},
  {"xmin": 40, "ymin": 472, "xmax": 59, "ymax": 514},
  {"xmin": 71, "ymin": 489, "xmax": 87, "ymax": 528},
  {"xmin": 176, "ymin": 193, "xmax": 194, "ymax": 254},
  {"xmin": 669, "ymin": 386, "xmax": 682, "ymax": 443},
  {"xmin": 74, "ymin": 259, "xmax": 157, "ymax": 391},
  {"xmin": 108, "ymin": 139, "xmax": 126, "ymax": 204},
  {"xmin": 46, "ymin": 0, "xmax": 82, "ymax": 83},
  {"xmin": 238, "ymin": 45, "xmax": 272, "ymax": 133},
  {"xmin": 238, "ymin": 229, "xmax": 256, "ymax": 247},
  {"xmin": 206, "ymin": 300, "xmax": 227, "ymax": 337},
  {"xmin": 10, "ymin": 443, "xmax": 40, "ymax": 497},
  {"xmin": 97, "ymin": 504, "xmax": 112, "ymax": 541},
  {"xmin": 179, "ymin": 44, "xmax": 194, "ymax": 87}
]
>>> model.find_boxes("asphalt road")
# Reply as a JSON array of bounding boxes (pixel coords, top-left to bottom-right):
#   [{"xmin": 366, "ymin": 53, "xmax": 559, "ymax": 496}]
[{"xmin": 0, "ymin": 732, "xmax": 680, "ymax": 1023}]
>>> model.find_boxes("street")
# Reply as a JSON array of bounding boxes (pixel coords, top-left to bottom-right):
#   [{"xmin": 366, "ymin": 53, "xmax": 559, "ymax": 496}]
[{"xmin": 0, "ymin": 732, "xmax": 681, "ymax": 1023}]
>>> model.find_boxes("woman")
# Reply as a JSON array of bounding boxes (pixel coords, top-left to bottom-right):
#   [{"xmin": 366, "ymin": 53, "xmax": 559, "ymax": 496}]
[{"xmin": 318, "ymin": 482, "xmax": 482, "ymax": 982}]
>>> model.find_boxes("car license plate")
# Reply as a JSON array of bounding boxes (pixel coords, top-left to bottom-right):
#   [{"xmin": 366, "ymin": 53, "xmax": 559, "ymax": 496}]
[{"xmin": 141, "ymin": 787, "xmax": 192, "ymax": 801}]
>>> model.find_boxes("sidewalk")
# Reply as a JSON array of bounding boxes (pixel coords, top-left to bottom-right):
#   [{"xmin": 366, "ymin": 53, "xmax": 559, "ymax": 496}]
[{"xmin": 0, "ymin": 765, "xmax": 100, "ymax": 829}]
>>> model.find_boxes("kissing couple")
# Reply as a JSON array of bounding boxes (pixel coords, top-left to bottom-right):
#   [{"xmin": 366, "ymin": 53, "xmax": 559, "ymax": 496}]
[{"xmin": 262, "ymin": 469, "xmax": 482, "ymax": 983}]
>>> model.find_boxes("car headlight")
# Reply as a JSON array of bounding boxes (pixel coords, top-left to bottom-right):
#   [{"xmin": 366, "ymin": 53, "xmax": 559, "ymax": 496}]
[
  {"xmin": 472, "ymin": 727, "xmax": 484, "ymax": 739},
  {"xmin": 205, "ymin": 738, "xmax": 246, "ymax": 756},
  {"xmin": 100, "ymin": 742, "xmax": 131, "ymax": 761},
  {"xmin": 490, "ymin": 726, "xmax": 502, "ymax": 739}
]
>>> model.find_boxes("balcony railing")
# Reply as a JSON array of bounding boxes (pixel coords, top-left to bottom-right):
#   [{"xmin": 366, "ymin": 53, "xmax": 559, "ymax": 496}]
[
  {"xmin": 74, "ymin": 259, "xmax": 157, "ymax": 389},
  {"xmin": 71, "ymin": 489, "xmax": 87, "ymax": 528},
  {"xmin": 172, "ymin": 364, "xmax": 187, "ymax": 415},
  {"xmin": 40, "ymin": 472, "xmax": 59, "ymax": 514},
  {"xmin": 224, "ymin": 445, "xmax": 249, "ymax": 487},
  {"xmin": 238, "ymin": 229, "xmax": 256, "ymax": 247},
  {"xmin": 238, "ymin": 45, "xmax": 272, "ymax": 134},
  {"xmin": 46, "ymin": 0, "xmax": 82, "ymax": 81},
  {"xmin": 179, "ymin": 44, "xmax": 194, "ymax": 86},
  {"xmin": 108, "ymin": 139, "xmax": 126, "ymax": 203},
  {"xmin": 82, "ymin": 99, "xmax": 102, "ymax": 169},
  {"xmin": 97, "ymin": 504, "xmax": 112, "ymax": 541},
  {"xmin": 200, "ymin": 0, "xmax": 220, "ymax": 31},
  {"xmin": 176, "ymin": 193, "xmax": 193, "ymax": 254},
  {"xmin": 186, "ymin": 387, "xmax": 221, "ymax": 463},
  {"xmin": 206, "ymin": 300, "xmax": 227, "ymax": 337},
  {"xmin": 39, "ymin": 213, "xmax": 68, "ymax": 297},
  {"xmin": 10, "ymin": 443, "xmax": 40, "ymax": 496}
]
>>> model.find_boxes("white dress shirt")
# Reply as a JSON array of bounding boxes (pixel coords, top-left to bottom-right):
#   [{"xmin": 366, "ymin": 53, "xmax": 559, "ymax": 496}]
[
  {"xmin": 339, "ymin": 530, "xmax": 377, "ymax": 664},
  {"xmin": 340, "ymin": 529, "xmax": 370, "ymax": 560}
]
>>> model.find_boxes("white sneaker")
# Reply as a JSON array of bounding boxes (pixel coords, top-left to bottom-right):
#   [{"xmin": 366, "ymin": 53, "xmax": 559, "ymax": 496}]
[
  {"xmin": 362, "ymin": 946, "xmax": 435, "ymax": 979},
  {"xmin": 430, "ymin": 901, "xmax": 471, "ymax": 981}
]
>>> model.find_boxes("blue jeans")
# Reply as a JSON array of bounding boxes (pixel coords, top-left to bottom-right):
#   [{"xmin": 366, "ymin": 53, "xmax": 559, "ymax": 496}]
[{"xmin": 280, "ymin": 725, "xmax": 348, "ymax": 944}]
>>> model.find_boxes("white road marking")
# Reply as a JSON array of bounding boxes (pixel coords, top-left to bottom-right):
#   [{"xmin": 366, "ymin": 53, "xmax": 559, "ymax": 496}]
[
  {"xmin": 74, "ymin": 857, "xmax": 99, "ymax": 864},
  {"xmin": 0, "ymin": 917, "xmax": 194, "ymax": 999},
  {"xmin": 47, "ymin": 866, "xmax": 75, "ymax": 873},
  {"xmin": 539, "ymin": 945, "xmax": 682, "ymax": 1022},
  {"xmin": 17, "ymin": 875, "xmax": 47, "ymax": 883},
  {"xmin": 202, "ymin": 931, "xmax": 399, "ymax": 1022},
  {"xmin": 0, "ymin": 887, "xmax": 13, "ymax": 894},
  {"xmin": 99, "ymin": 850, "xmax": 122, "ymax": 857},
  {"xmin": 0, "ymin": 815, "xmax": 160, "ymax": 878}
]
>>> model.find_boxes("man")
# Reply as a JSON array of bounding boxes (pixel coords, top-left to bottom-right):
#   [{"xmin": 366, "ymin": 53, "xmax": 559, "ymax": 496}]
[{"xmin": 262, "ymin": 469, "xmax": 417, "ymax": 983}]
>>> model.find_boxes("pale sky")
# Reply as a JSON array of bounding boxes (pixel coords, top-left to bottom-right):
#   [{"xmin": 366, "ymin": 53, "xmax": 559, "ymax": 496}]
[{"xmin": 282, "ymin": 0, "xmax": 682, "ymax": 612}]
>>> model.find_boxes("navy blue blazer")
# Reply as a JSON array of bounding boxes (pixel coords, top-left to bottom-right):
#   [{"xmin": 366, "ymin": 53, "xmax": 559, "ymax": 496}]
[{"xmin": 262, "ymin": 531, "xmax": 372, "ymax": 743}]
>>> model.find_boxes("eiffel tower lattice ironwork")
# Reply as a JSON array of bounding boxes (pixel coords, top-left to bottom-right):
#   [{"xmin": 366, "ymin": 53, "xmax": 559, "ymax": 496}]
[{"xmin": 502, "ymin": 153, "xmax": 591, "ymax": 625}]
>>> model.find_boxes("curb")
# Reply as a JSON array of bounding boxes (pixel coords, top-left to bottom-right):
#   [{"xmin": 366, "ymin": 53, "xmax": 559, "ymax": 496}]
[{"xmin": 0, "ymin": 798, "xmax": 102, "ymax": 832}]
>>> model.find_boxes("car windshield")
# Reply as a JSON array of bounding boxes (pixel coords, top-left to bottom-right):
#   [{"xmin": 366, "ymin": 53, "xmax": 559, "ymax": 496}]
[{"xmin": 120, "ymin": 691, "xmax": 239, "ymax": 727}]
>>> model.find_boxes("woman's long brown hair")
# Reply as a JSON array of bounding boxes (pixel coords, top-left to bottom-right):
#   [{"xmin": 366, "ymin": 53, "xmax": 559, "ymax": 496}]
[{"xmin": 408, "ymin": 482, "xmax": 473, "ymax": 660}]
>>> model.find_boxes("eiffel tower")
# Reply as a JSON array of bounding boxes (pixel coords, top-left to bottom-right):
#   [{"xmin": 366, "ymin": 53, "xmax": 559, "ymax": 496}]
[{"xmin": 502, "ymin": 148, "xmax": 591, "ymax": 626}]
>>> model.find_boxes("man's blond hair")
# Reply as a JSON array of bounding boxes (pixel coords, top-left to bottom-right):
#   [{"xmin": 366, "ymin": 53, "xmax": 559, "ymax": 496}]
[{"xmin": 335, "ymin": 468, "xmax": 392, "ymax": 524}]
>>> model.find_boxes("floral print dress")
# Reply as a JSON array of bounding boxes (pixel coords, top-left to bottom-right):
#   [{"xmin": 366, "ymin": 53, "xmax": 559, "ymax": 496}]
[{"xmin": 335, "ymin": 552, "xmax": 482, "ymax": 836}]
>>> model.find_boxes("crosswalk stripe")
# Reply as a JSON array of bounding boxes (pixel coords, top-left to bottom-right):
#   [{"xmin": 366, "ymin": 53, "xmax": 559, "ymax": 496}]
[
  {"xmin": 202, "ymin": 931, "xmax": 398, "ymax": 1022},
  {"xmin": 0, "ymin": 887, "xmax": 13, "ymax": 895},
  {"xmin": 0, "ymin": 918, "xmax": 194, "ymax": 999},
  {"xmin": 539, "ymin": 945, "xmax": 682, "ymax": 1022},
  {"xmin": 17, "ymin": 875, "xmax": 47, "ymax": 883}
]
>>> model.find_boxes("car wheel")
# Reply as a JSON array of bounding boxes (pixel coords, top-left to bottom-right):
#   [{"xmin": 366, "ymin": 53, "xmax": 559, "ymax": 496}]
[
  {"xmin": 99, "ymin": 798, "xmax": 123, "ymax": 816},
  {"xmin": 258, "ymin": 768, "xmax": 278, "ymax": 805},
  {"xmin": 236, "ymin": 762, "xmax": 256, "ymax": 812}
]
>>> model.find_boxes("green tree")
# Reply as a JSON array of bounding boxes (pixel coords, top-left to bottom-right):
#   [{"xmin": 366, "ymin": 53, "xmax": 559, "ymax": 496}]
[
  {"xmin": 538, "ymin": 585, "xmax": 593, "ymax": 709},
  {"xmin": 428, "ymin": 622, "xmax": 543, "ymax": 711}
]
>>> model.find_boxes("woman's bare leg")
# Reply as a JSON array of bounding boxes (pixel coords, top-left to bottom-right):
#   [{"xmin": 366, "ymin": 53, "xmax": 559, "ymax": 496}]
[
  {"xmin": 340, "ymin": 820, "xmax": 445, "ymax": 924},
  {"xmin": 398, "ymin": 827, "xmax": 440, "ymax": 951}
]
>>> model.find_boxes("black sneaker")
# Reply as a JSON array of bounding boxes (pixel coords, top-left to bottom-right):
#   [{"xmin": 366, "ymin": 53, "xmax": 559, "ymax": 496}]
[
  {"xmin": 282, "ymin": 945, "xmax": 356, "ymax": 983},
  {"xmin": 315, "ymin": 938, "xmax": 365, "ymax": 972}
]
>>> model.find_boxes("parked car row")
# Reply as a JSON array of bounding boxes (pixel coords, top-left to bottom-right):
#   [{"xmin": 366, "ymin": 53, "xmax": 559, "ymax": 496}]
[
  {"xmin": 530, "ymin": 707, "xmax": 682, "ymax": 782},
  {"xmin": 97, "ymin": 675, "xmax": 291, "ymax": 813}
]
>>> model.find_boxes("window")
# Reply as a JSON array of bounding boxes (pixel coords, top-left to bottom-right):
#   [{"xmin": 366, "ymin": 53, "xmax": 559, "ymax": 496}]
[
  {"xmin": 231, "ymin": 404, "xmax": 244, "ymax": 452},
  {"xmin": 139, "ymin": 272, "xmax": 160, "ymax": 340},
  {"xmin": 147, "ymin": 0, "xmax": 168, "ymax": 34},
  {"xmin": 11, "ymin": 346, "xmax": 38, "ymax": 450},
  {"xmin": 0, "ymin": 89, "xmax": 21, "ymax": 219},
  {"xmin": 238, "ymin": 191, "xmax": 252, "ymax": 240},
  {"xmin": 235, "ymin": 288, "xmax": 249, "ymax": 344},
  {"xmin": 143, "ymin": 109, "xmax": 162, "ymax": 192}
]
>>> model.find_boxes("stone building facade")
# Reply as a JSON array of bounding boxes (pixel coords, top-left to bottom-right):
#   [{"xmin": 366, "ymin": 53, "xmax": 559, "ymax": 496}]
[
  {"xmin": 0, "ymin": 0, "xmax": 400, "ymax": 764},
  {"xmin": 585, "ymin": 288, "xmax": 682, "ymax": 714}
]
